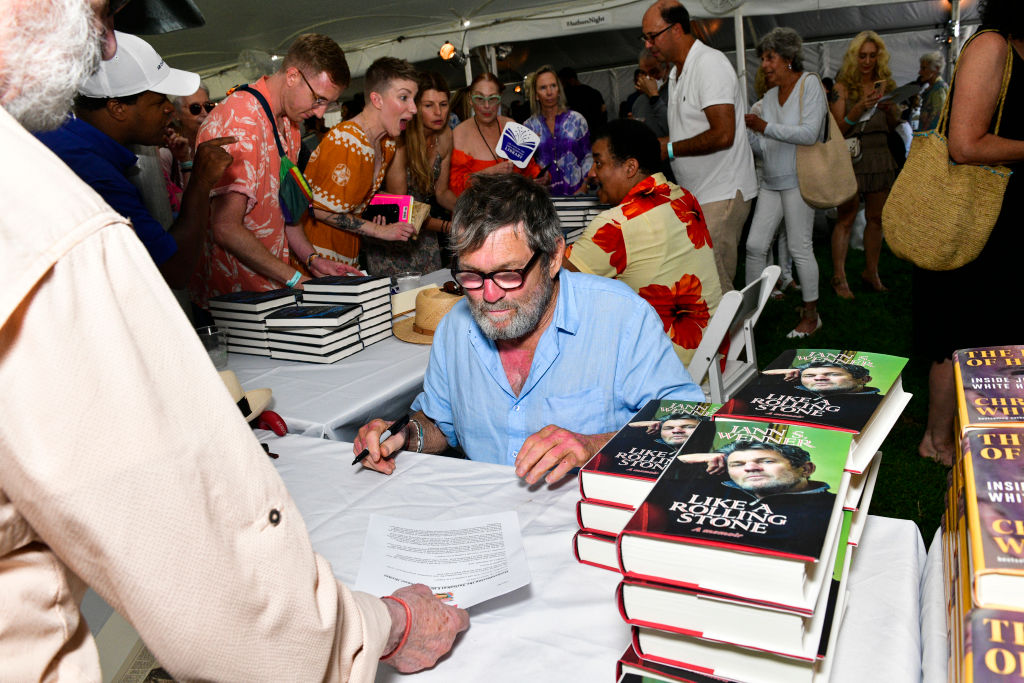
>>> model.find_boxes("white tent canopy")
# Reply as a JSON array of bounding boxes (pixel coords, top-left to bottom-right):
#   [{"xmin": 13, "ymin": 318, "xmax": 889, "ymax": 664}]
[{"xmin": 145, "ymin": 0, "xmax": 978, "ymax": 105}]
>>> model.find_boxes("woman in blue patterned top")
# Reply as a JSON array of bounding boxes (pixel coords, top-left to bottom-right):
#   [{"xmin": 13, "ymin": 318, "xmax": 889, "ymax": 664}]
[{"xmin": 523, "ymin": 66, "xmax": 593, "ymax": 195}]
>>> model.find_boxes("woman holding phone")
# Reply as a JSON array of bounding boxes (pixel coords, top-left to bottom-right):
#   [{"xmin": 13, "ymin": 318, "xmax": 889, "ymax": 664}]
[{"xmin": 829, "ymin": 30, "xmax": 899, "ymax": 298}]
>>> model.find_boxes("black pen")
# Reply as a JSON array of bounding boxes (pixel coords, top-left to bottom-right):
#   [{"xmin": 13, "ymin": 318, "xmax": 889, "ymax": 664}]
[{"xmin": 352, "ymin": 414, "xmax": 411, "ymax": 465}]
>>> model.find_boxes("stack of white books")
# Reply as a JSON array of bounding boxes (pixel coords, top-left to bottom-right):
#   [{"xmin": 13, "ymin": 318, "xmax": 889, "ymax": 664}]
[
  {"xmin": 207, "ymin": 289, "xmax": 297, "ymax": 356},
  {"xmin": 301, "ymin": 275, "xmax": 394, "ymax": 348}
]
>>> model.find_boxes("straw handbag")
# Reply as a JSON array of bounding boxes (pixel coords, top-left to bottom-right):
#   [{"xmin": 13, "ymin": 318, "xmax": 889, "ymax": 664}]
[
  {"xmin": 882, "ymin": 31, "xmax": 1014, "ymax": 271},
  {"xmin": 796, "ymin": 74, "xmax": 858, "ymax": 209}
]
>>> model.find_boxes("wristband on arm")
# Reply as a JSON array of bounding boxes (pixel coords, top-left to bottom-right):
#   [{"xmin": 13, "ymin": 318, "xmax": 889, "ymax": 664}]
[
  {"xmin": 285, "ymin": 270, "xmax": 302, "ymax": 288},
  {"xmin": 380, "ymin": 595, "xmax": 413, "ymax": 660},
  {"xmin": 666, "ymin": 141, "xmax": 675, "ymax": 161}
]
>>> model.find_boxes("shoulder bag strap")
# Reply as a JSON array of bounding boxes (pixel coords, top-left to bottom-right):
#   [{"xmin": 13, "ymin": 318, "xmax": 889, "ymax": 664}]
[
  {"xmin": 236, "ymin": 84, "xmax": 288, "ymax": 159},
  {"xmin": 936, "ymin": 28, "xmax": 1013, "ymax": 137}
]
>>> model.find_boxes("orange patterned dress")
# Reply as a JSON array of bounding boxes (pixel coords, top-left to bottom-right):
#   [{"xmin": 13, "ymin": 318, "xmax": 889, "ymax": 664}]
[{"xmin": 300, "ymin": 120, "xmax": 396, "ymax": 267}]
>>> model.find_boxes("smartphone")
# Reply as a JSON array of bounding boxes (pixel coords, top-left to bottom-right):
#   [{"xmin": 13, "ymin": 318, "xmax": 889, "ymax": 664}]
[
  {"xmin": 873, "ymin": 80, "xmax": 885, "ymax": 93},
  {"xmin": 361, "ymin": 204, "xmax": 399, "ymax": 223}
]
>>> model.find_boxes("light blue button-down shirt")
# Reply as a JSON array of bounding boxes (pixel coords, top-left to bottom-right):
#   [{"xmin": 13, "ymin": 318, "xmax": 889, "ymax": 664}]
[{"xmin": 411, "ymin": 270, "xmax": 703, "ymax": 465}]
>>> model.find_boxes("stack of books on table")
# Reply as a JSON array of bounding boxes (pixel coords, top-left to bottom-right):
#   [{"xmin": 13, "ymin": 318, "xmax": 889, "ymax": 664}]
[
  {"xmin": 587, "ymin": 348, "xmax": 911, "ymax": 683},
  {"xmin": 300, "ymin": 274, "xmax": 394, "ymax": 348},
  {"xmin": 207, "ymin": 288, "xmax": 298, "ymax": 356},
  {"xmin": 264, "ymin": 302, "xmax": 364, "ymax": 363},
  {"xmin": 551, "ymin": 195, "xmax": 609, "ymax": 245},
  {"xmin": 942, "ymin": 345, "xmax": 1024, "ymax": 683},
  {"xmin": 574, "ymin": 399, "xmax": 722, "ymax": 573}
]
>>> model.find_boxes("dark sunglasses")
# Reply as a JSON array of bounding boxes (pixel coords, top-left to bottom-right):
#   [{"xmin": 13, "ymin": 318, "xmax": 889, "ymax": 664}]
[{"xmin": 188, "ymin": 102, "xmax": 216, "ymax": 115}]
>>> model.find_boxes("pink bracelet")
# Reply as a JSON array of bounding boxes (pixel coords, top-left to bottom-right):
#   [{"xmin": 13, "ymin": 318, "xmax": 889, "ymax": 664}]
[{"xmin": 380, "ymin": 595, "xmax": 412, "ymax": 661}]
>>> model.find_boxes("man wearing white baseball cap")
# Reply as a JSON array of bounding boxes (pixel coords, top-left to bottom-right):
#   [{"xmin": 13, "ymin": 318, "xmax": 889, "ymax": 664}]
[{"xmin": 36, "ymin": 31, "xmax": 234, "ymax": 289}]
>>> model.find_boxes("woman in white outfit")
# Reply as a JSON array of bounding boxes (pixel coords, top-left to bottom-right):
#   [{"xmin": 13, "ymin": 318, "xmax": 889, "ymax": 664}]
[{"xmin": 744, "ymin": 27, "xmax": 826, "ymax": 338}]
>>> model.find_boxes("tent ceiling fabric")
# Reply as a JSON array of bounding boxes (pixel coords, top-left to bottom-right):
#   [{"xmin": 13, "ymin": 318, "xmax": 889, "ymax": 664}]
[{"xmin": 144, "ymin": 0, "xmax": 957, "ymax": 79}]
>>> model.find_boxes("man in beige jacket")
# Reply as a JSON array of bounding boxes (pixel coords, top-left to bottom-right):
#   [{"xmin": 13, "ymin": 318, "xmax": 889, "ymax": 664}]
[{"xmin": 0, "ymin": 1, "xmax": 468, "ymax": 680}]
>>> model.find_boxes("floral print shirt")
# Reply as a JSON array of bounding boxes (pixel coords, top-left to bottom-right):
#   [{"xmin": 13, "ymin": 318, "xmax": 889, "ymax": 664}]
[
  {"xmin": 565, "ymin": 173, "xmax": 722, "ymax": 364},
  {"xmin": 189, "ymin": 77, "xmax": 301, "ymax": 307}
]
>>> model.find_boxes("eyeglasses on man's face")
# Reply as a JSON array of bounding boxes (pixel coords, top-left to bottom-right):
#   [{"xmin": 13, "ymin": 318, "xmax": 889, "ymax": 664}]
[
  {"xmin": 298, "ymin": 70, "xmax": 332, "ymax": 108},
  {"xmin": 188, "ymin": 102, "xmax": 215, "ymax": 115},
  {"xmin": 639, "ymin": 23, "xmax": 676, "ymax": 44},
  {"xmin": 471, "ymin": 94, "xmax": 502, "ymax": 105},
  {"xmin": 451, "ymin": 250, "xmax": 542, "ymax": 290}
]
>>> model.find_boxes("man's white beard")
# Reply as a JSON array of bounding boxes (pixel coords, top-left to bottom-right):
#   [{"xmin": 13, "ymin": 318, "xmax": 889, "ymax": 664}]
[{"xmin": 1, "ymin": 0, "xmax": 101, "ymax": 131}]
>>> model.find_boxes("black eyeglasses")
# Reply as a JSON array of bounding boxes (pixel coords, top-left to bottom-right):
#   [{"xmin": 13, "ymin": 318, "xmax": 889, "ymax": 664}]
[
  {"xmin": 451, "ymin": 251, "xmax": 542, "ymax": 290},
  {"xmin": 297, "ymin": 69, "xmax": 331, "ymax": 108},
  {"xmin": 639, "ymin": 23, "xmax": 676, "ymax": 44},
  {"xmin": 188, "ymin": 102, "xmax": 216, "ymax": 115}
]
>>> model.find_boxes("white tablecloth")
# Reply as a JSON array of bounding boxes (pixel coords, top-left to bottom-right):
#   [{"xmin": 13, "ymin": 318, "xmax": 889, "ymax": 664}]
[
  {"xmin": 921, "ymin": 529, "xmax": 948, "ymax": 682},
  {"xmin": 226, "ymin": 270, "xmax": 450, "ymax": 442},
  {"xmin": 229, "ymin": 335, "xmax": 431, "ymax": 441},
  {"xmin": 265, "ymin": 433, "xmax": 928, "ymax": 682}
]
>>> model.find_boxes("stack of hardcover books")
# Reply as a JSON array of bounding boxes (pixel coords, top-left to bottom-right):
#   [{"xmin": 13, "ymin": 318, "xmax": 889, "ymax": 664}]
[
  {"xmin": 551, "ymin": 195, "xmax": 609, "ymax": 245},
  {"xmin": 583, "ymin": 348, "xmax": 911, "ymax": 683},
  {"xmin": 943, "ymin": 345, "xmax": 1024, "ymax": 683},
  {"xmin": 574, "ymin": 399, "xmax": 722, "ymax": 573},
  {"xmin": 264, "ymin": 302, "xmax": 364, "ymax": 363},
  {"xmin": 301, "ymin": 275, "xmax": 394, "ymax": 348},
  {"xmin": 207, "ymin": 289, "xmax": 298, "ymax": 356}
]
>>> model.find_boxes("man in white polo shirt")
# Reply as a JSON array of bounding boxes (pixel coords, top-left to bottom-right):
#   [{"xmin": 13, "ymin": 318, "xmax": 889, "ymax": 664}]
[{"xmin": 641, "ymin": 0, "xmax": 757, "ymax": 292}]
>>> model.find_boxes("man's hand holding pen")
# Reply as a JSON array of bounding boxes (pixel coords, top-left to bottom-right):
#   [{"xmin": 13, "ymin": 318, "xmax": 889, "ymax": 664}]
[{"xmin": 353, "ymin": 415, "xmax": 414, "ymax": 474}]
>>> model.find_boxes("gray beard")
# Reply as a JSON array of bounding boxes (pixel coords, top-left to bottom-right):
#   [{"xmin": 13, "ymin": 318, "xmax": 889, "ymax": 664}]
[{"xmin": 468, "ymin": 273, "xmax": 555, "ymax": 341}]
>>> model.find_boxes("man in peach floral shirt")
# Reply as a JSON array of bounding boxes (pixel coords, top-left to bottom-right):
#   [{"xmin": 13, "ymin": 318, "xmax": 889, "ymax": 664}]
[
  {"xmin": 566, "ymin": 118, "xmax": 721, "ymax": 365},
  {"xmin": 190, "ymin": 34, "xmax": 359, "ymax": 309}
]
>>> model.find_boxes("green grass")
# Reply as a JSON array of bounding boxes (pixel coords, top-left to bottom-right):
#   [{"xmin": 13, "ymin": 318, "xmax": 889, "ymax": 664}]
[{"xmin": 742, "ymin": 229, "xmax": 947, "ymax": 539}]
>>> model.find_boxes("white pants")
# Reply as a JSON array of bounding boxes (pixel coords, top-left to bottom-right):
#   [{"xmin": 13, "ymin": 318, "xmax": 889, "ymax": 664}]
[{"xmin": 745, "ymin": 186, "xmax": 818, "ymax": 301}]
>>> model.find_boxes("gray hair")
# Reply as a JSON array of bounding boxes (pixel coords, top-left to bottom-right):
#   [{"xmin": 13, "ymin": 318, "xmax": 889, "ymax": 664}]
[
  {"xmin": 639, "ymin": 47, "xmax": 655, "ymax": 62},
  {"xmin": 449, "ymin": 174, "xmax": 562, "ymax": 260},
  {"xmin": 172, "ymin": 83, "xmax": 210, "ymax": 112},
  {"xmin": 920, "ymin": 51, "xmax": 945, "ymax": 71},
  {"xmin": 757, "ymin": 27, "xmax": 804, "ymax": 72}
]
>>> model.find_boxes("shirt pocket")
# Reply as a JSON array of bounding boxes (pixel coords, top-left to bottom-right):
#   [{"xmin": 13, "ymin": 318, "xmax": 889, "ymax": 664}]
[{"xmin": 541, "ymin": 387, "xmax": 614, "ymax": 436}]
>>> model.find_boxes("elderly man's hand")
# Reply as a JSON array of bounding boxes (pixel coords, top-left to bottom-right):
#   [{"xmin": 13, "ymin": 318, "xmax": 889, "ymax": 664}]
[
  {"xmin": 381, "ymin": 584, "xmax": 470, "ymax": 673},
  {"xmin": 353, "ymin": 418, "xmax": 406, "ymax": 474},
  {"xmin": 514, "ymin": 425, "xmax": 608, "ymax": 485}
]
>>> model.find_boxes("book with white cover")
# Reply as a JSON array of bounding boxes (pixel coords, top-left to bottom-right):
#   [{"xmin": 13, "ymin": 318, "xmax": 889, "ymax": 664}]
[
  {"xmin": 577, "ymin": 499, "xmax": 635, "ymax": 537},
  {"xmin": 361, "ymin": 327, "xmax": 393, "ymax": 347},
  {"xmin": 270, "ymin": 340, "xmax": 363, "ymax": 364},
  {"xmin": 630, "ymin": 539, "xmax": 853, "ymax": 683},
  {"xmin": 572, "ymin": 530, "xmax": 620, "ymax": 573},
  {"xmin": 618, "ymin": 511, "xmax": 854, "ymax": 661}
]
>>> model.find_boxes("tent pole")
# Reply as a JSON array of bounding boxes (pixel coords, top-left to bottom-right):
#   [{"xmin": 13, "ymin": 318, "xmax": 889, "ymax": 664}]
[
  {"xmin": 950, "ymin": 0, "xmax": 961, "ymax": 74},
  {"xmin": 734, "ymin": 8, "xmax": 747, "ymax": 112}
]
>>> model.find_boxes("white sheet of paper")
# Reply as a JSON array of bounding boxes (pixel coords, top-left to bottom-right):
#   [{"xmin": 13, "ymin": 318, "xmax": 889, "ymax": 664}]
[{"xmin": 354, "ymin": 511, "xmax": 531, "ymax": 608}]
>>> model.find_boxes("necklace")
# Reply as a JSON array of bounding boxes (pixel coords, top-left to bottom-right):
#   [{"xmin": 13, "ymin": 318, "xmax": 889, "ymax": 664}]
[{"xmin": 474, "ymin": 116, "xmax": 500, "ymax": 161}]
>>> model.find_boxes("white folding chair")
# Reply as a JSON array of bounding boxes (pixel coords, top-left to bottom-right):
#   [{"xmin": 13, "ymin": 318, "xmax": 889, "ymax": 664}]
[{"xmin": 686, "ymin": 265, "xmax": 781, "ymax": 404}]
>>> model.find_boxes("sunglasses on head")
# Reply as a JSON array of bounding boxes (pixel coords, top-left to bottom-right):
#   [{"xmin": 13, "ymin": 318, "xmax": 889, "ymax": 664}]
[{"xmin": 188, "ymin": 102, "xmax": 216, "ymax": 115}]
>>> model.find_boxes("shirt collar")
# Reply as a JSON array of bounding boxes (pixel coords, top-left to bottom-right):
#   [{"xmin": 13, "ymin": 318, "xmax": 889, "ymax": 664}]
[
  {"xmin": 621, "ymin": 173, "xmax": 669, "ymax": 204},
  {"xmin": 63, "ymin": 115, "xmax": 137, "ymax": 171}
]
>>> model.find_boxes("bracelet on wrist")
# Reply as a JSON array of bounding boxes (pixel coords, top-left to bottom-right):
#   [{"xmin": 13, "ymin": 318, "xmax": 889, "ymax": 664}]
[
  {"xmin": 407, "ymin": 418, "xmax": 424, "ymax": 453},
  {"xmin": 305, "ymin": 251, "xmax": 319, "ymax": 272},
  {"xmin": 179, "ymin": 160, "xmax": 193, "ymax": 171},
  {"xmin": 666, "ymin": 141, "xmax": 675, "ymax": 161},
  {"xmin": 285, "ymin": 270, "xmax": 302, "ymax": 288},
  {"xmin": 380, "ymin": 595, "xmax": 413, "ymax": 661}
]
